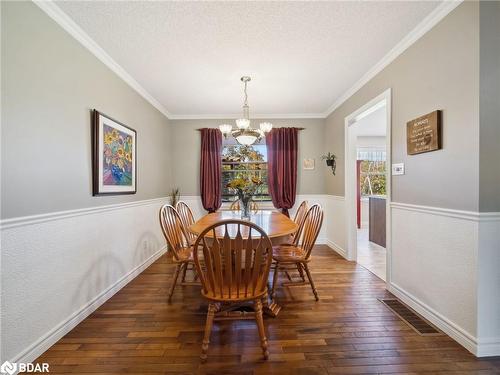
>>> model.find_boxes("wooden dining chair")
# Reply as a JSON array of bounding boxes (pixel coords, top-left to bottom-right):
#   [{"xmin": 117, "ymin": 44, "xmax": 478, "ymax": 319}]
[
  {"xmin": 192, "ymin": 219, "xmax": 273, "ymax": 362},
  {"xmin": 229, "ymin": 199, "xmax": 259, "ymax": 213},
  {"xmin": 159, "ymin": 204, "xmax": 198, "ymax": 302},
  {"xmin": 175, "ymin": 201, "xmax": 197, "ymax": 245},
  {"xmin": 279, "ymin": 200, "xmax": 309, "ymax": 281},
  {"xmin": 290, "ymin": 200, "xmax": 308, "ymax": 241},
  {"xmin": 271, "ymin": 204, "xmax": 324, "ymax": 301}
]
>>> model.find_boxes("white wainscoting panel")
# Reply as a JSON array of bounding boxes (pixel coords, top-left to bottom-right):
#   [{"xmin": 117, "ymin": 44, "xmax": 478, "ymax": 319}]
[
  {"xmin": 1, "ymin": 197, "xmax": 169, "ymax": 364},
  {"xmin": 477, "ymin": 217, "xmax": 500, "ymax": 357},
  {"xmin": 390, "ymin": 203, "xmax": 478, "ymax": 337},
  {"xmin": 389, "ymin": 202, "xmax": 500, "ymax": 357}
]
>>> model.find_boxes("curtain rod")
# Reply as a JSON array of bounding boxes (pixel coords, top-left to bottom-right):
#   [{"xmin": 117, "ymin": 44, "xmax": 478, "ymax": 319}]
[{"xmin": 195, "ymin": 127, "xmax": 305, "ymax": 131}]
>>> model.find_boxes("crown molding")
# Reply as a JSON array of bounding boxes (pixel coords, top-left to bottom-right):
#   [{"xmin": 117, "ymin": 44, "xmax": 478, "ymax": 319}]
[
  {"xmin": 168, "ymin": 113, "xmax": 326, "ymax": 120},
  {"xmin": 34, "ymin": 0, "xmax": 462, "ymax": 121},
  {"xmin": 321, "ymin": 0, "xmax": 463, "ymax": 118},
  {"xmin": 33, "ymin": 0, "xmax": 171, "ymax": 119}
]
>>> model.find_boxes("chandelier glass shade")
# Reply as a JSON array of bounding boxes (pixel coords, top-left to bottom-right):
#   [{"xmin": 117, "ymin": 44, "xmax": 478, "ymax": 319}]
[{"xmin": 219, "ymin": 76, "xmax": 272, "ymax": 145}]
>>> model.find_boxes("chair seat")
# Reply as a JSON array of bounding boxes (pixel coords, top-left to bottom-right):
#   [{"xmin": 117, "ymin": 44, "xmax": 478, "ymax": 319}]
[
  {"xmin": 272, "ymin": 245, "xmax": 308, "ymax": 262},
  {"xmin": 175, "ymin": 246, "xmax": 194, "ymax": 262}
]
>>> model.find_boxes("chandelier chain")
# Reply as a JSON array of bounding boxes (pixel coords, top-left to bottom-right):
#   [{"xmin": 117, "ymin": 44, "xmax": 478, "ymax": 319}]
[
  {"xmin": 218, "ymin": 76, "xmax": 272, "ymax": 145},
  {"xmin": 243, "ymin": 80, "xmax": 248, "ymax": 108}
]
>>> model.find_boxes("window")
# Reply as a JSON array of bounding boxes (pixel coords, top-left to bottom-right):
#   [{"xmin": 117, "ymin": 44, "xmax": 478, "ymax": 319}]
[
  {"xmin": 358, "ymin": 147, "xmax": 387, "ymax": 197},
  {"xmin": 221, "ymin": 144, "xmax": 271, "ymax": 202}
]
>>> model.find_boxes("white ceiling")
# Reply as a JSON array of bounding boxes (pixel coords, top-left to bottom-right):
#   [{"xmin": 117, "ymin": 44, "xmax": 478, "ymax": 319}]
[
  {"xmin": 54, "ymin": 1, "xmax": 442, "ymax": 118},
  {"xmin": 355, "ymin": 106, "xmax": 387, "ymax": 137}
]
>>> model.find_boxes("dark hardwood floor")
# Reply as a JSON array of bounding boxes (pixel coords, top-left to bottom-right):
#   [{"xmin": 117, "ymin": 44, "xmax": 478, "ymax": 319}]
[{"xmin": 32, "ymin": 245, "xmax": 500, "ymax": 374}]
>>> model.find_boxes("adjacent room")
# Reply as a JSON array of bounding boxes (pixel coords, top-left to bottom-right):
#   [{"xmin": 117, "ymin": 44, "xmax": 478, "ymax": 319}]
[
  {"xmin": 2, "ymin": 1, "xmax": 499, "ymax": 374},
  {"xmin": 352, "ymin": 102, "xmax": 388, "ymax": 281}
]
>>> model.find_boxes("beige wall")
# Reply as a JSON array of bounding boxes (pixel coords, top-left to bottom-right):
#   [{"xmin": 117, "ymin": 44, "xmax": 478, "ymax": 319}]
[
  {"xmin": 1, "ymin": 1, "xmax": 172, "ymax": 219},
  {"xmin": 170, "ymin": 118, "xmax": 326, "ymax": 196},
  {"xmin": 479, "ymin": 1, "xmax": 500, "ymax": 212},
  {"xmin": 325, "ymin": 2, "xmax": 480, "ymax": 212}
]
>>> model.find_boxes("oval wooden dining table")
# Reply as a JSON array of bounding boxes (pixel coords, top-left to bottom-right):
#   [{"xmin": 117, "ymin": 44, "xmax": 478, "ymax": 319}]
[
  {"xmin": 188, "ymin": 210, "xmax": 297, "ymax": 317},
  {"xmin": 189, "ymin": 210, "xmax": 298, "ymax": 244}
]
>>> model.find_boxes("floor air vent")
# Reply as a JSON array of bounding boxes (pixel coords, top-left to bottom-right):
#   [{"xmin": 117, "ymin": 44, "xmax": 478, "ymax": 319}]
[{"xmin": 379, "ymin": 298, "xmax": 441, "ymax": 336}]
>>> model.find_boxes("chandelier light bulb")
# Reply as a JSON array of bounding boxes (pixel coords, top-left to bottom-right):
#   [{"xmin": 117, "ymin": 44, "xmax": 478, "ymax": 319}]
[
  {"xmin": 259, "ymin": 122, "xmax": 273, "ymax": 133},
  {"xmin": 236, "ymin": 118, "xmax": 250, "ymax": 130},
  {"xmin": 219, "ymin": 124, "xmax": 233, "ymax": 136}
]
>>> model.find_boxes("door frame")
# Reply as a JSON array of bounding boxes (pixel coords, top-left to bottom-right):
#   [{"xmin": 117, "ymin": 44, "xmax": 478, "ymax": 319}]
[{"xmin": 344, "ymin": 88, "xmax": 392, "ymax": 286}]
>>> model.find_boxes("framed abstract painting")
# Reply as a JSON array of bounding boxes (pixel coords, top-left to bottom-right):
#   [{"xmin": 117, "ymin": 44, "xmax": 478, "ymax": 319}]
[{"xmin": 92, "ymin": 110, "xmax": 137, "ymax": 195}]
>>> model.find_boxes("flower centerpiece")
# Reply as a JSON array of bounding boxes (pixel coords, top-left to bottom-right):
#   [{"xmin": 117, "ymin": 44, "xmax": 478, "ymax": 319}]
[{"xmin": 227, "ymin": 176, "xmax": 263, "ymax": 219}]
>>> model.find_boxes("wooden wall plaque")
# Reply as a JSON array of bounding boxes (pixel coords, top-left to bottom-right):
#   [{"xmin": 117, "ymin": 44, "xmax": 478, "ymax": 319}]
[{"xmin": 407, "ymin": 110, "xmax": 442, "ymax": 155}]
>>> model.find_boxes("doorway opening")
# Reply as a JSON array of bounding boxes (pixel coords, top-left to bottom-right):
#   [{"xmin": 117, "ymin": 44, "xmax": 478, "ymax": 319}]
[{"xmin": 345, "ymin": 89, "xmax": 391, "ymax": 284}]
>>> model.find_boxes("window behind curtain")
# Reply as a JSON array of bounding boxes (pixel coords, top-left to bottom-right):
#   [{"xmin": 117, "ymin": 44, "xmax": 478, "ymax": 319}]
[
  {"xmin": 357, "ymin": 146, "xmax": 387, "ymax": 197},
  {"xmin": 221, "ymin": 144, "xmax": 271, "ymax": 202}
]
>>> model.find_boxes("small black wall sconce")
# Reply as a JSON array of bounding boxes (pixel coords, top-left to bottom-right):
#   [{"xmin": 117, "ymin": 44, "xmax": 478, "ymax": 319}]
[{"xmin": 322, "ymin": 152, "xmax": 337, "ymax": 175}]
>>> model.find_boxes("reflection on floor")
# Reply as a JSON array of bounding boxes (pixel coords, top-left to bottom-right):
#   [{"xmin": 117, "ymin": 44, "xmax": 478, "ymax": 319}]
[
  {"xmin": 31, "ymin": 245, "xmax": 500, "ymax": 374},
  {"xmin": 357, "ymin": 226, "xmax": 386, "ymax": 281}
]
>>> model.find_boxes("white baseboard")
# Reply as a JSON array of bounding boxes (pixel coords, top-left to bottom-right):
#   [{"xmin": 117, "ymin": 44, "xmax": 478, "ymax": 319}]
[
  {"xmin": 11, "ymin": 245, "xmax": 168, "ymax": 364},
  {"xmin": 388, "ymin": 282, "xmax": 479, "ymax": 356},
  {"xmin": 315, "ymin": 236, "xmax": 326, "ymax": 245},
  {"xmin": 476, "ymin": 338, "xmax": 500, "ymax": 357},
  {"xmin": 326, "ymin": 239, "xmax": 347, "ymax": 259}
]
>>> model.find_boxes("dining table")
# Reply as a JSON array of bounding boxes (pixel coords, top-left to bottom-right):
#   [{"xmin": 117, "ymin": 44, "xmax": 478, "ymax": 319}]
[{"xmin": 188, "ymin": 209, "xmax": 298, "ymax": 317}]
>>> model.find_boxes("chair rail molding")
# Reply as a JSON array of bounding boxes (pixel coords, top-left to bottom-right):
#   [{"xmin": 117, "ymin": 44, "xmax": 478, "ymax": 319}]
[
  {"xmin": 390, "ymin": 201, "xmax": 500, "ymax": 222},
  {"xmin": 0, "ymin": 197, "xmax": 169, "ymax": 230}
]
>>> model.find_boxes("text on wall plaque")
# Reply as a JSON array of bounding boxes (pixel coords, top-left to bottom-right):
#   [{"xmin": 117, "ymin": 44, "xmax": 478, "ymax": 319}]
[{"xmin": 407, "ymin": 110, "xmax": 442, "ymax": 155}]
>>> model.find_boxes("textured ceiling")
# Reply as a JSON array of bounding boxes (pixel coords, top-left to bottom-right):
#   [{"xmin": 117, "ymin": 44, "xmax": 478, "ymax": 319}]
[{"xmin": 55, "ymin": 1, "xmax": 441, "ymax": 117}]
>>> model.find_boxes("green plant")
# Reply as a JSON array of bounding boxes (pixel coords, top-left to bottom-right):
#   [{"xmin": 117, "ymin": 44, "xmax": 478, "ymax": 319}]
[
  {"xmin": 227, "ymin": 176, "xmax": 263, "ymax": 198},
  {"xmin": 169, "ymin": 188, "xmax": 180, "ymax": 207},
  {"xmin": 321, "ymin": 152, "xmax": 337, "ymax": 175},
  {"xmin": 321, "ymin": 152, "xmax": 336, "ymax": 161}
]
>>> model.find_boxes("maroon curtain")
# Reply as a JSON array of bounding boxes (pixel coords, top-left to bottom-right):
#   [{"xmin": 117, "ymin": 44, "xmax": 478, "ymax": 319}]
[
  {"xmin": 265, "ymin": 127, "xmax": 299, "ymax": 217},
  {"xmin": 200, "ymin": 128, "xmax": 222, "ymax": 213}
]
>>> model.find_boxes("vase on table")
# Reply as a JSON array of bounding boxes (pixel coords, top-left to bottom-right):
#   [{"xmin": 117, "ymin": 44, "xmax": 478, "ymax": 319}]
[{"xmin": 238, "ymin": 193, "xmax": 252, "ymax": 220}]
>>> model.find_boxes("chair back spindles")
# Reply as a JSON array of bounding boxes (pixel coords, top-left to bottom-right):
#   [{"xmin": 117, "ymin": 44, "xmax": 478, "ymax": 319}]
[
  {"xmin": 229, "ymin": 199, "xmax": 259, "ymax": 213},
  {"xmin": 159, "ymin": 204, "xmax": 190, "ymax": 261},
  {"xmin": 176, "ymin": 201, "xmax": 197, "ymax": 244},
  {"xmin": 293, "ymin": 201, "xmax": 308, "ymax": 227},
  {"xmin": 193, "ymin": 220, "xmax": 273, "ymax": 301},
  {"xmin": 229, "ymin": 199, "xmax": 239, "ymax": 211},
  {"xmin": 297, "ymin": 204, "xmax": 324, "ymax": 259},
  {"xmin": 291, "ymin": 200, "xmax": 308, "ymax": 242}
]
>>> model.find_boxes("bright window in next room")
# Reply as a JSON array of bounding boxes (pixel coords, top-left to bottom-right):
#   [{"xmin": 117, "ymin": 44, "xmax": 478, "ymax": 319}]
[
  {"xmin": 221, "ymin": 144, "xmax": 271, "ymax": 202},
  {"xmin": 358, "ymin": 147, "xmax": 387, "ymax": 197}
]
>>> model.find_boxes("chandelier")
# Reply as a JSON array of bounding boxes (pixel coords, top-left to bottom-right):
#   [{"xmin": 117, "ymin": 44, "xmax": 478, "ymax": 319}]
[{"xmin": 219, "ymin": 76, "xmax": 273, "ymax": 146}]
